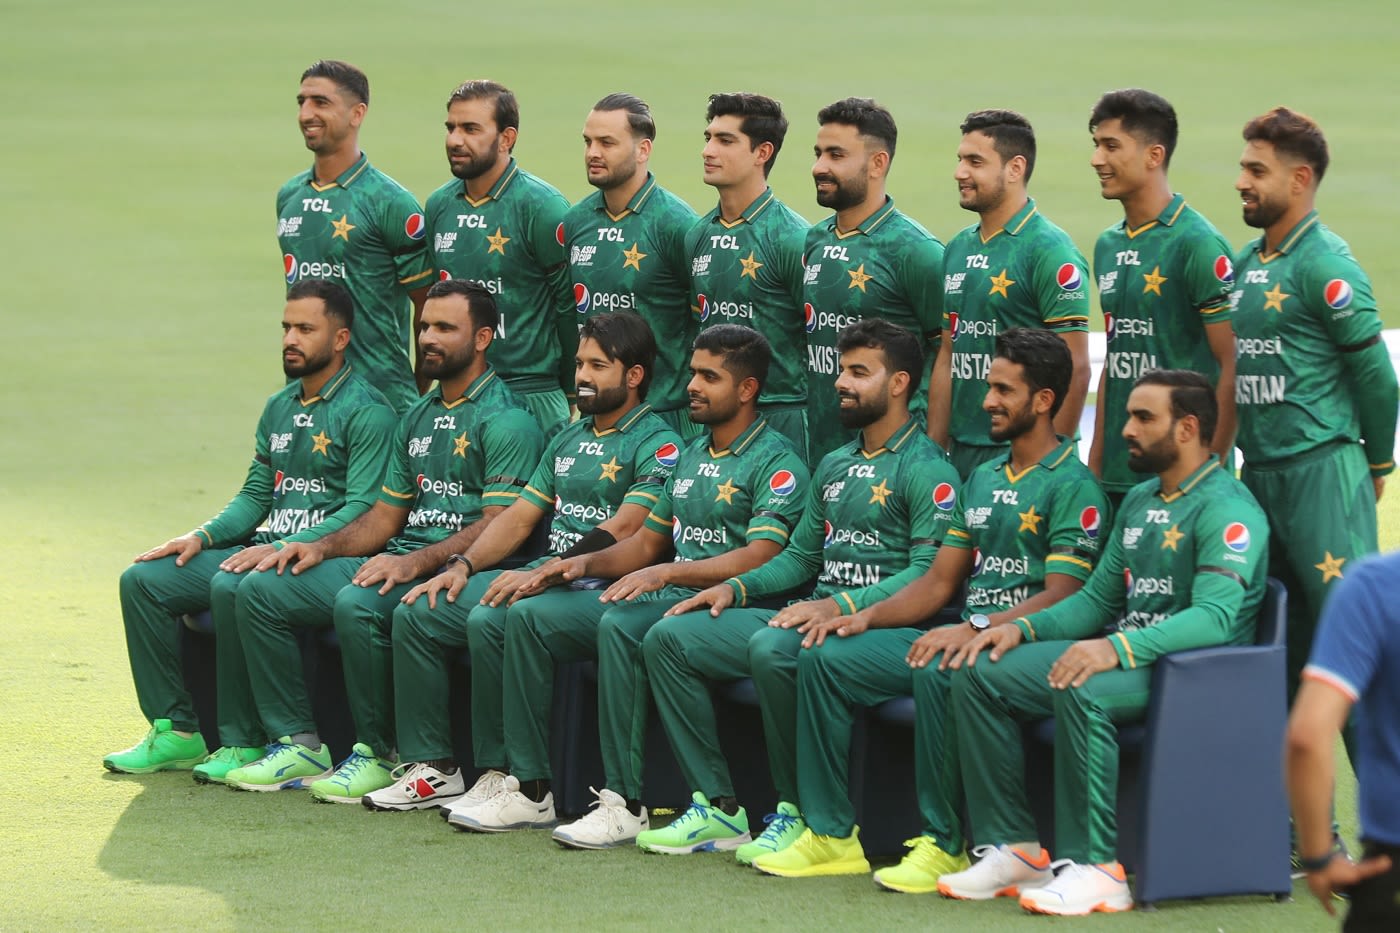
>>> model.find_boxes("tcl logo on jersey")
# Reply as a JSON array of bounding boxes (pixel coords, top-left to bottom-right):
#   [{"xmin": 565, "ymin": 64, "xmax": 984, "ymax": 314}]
[
  {"xmin": 417, "ymin": 473, "xmax": 466, "ymax": 497},
  {"xmin": 273, "ymin": 471, "xmax": 327, "ymax": 496},
  {"xmin": 933, "ymin": 483, "xmax": 957, "ymax": 511},
  {"xmin": 404, "ymin": 213, "xmax": 426, "ymax": 240}
]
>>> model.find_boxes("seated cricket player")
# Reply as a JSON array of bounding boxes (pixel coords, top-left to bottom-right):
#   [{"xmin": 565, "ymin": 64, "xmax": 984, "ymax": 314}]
[
  {"xmin": 761, "ymin": 327, "xmax": 1107, "ymax": 884},
  {"xmin": 443, "ymin": 324, "xmax": 808, "ymax": 842},
  {"xmin": 225, "ymin": 279, "xmax": 544, "ymax": 802},
  {"xmin": 105, "ymin": 279, "xmax": 395, "ymax": 781},
  {"xmin": 361, "ymin": 313, "xmax": 678, "ymax": 811},
  {"xmin": 939, "ymin": 369, "xmax": 1268, "ymax": 915},
  {"xmin": 633, "ymin": 319, "xmax": 959, "ymax": 867}
]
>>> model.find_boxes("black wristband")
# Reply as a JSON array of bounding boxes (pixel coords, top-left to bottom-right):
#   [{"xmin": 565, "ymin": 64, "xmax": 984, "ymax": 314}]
[
  {"xmin": 1296, "ymin": 849, "xmax": 1337, "ymax": 873},
  {"xmin": 446, "ymin": 554, "xmax": 475, "ymax": 576},
  {"xmin": 558, "ymin": 527, "xmax": 617, "ymax": 559}
]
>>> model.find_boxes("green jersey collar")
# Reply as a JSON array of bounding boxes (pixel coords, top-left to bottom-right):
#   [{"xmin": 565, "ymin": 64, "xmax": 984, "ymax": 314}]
[
  {"xmin": 595, "ymin": 173, "xmax": 659, "ymax": 220},
  {"xmin": 460, "ymin": 158, "xmax": 520, "ymax": 206},
  {"xmin": 710, "ymin": 416, "xmax": 769, "ymax": 458},
  {"xmin": 711, "ymin": 188, "xmax": 778, "ymax": 229},
  {"xmin": 590, "ymin": 402, "xmax": 654, "ymax": 436},
  {"xmin": 997, "ymin": 434, "xmax": 1078, "ymax": 483},
  {"xmin": 302, "ymin": 362, "xmax": 354, "ymax": 404},
  {"xmin": 1122, "ymin": 193, "xmax": 1187, "ymax": 239},
  {"xmin": 860, "ymin": 415, "xmax": 920, "ymax": 458},
  {"xmin": 1003, "ymin": 198, "xmax": 1038, "ymax": 237},
  {"xmin": 825, "ymin": 196, "xmax": 898, "ymax": 238},
  {"xmin": 309, "ymin": 152, "xmax": 371, "ymax": 192},
  {"xmin": 1253, "ymin": 210, "xmax": 1321, "ymax": 259},
  {"xmin": 1157, "ymin": 455, "xmax": 1221, "ymax": 502},
  {"xmin": 440, "ymin": 367, "xmax": 500, "ymax": 408}
]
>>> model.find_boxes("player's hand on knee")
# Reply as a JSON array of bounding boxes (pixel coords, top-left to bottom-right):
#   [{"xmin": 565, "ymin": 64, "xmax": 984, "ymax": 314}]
[
  {"xmin": 482, "ymin": 569, "xmax": 530, "ymax": 607},
  {"xmin": 220, "ymin": 544, "xmax": 277, "ymax": 574},
  {"xmin": 137, "ymin": 533, "xmax": 203, "ymax": 566},
  {"xmin": 905, "ymin": 623, "xmax": 973, "ymax": 669},
  {"xmin": 601, "ymin": 567, "xmax": 666, "ymax": 603},
  {"xmin": 1047, "ymin": 637, "xmax": 1118, "ymax": 689},
  {"xmin": 772, "ymin": 597, "xmax": 839, "ymax": 632},
  {"xmin": 947, "ymin": 623, "xmax": 1022, "ymax": 670},
  {"xmin": 403, "ymin": 565, "xmax": 466, "ymax": 609},
  {"xmin": 262, "ymin": 541, "xmax": 322, "ymax": 575},
  {"xmin": 355, "ymin": 553, "xmax": 417, "ymax": 594},
  {"xmin": 665, "ymin": 584, "xmax": 734, "ymax": 618}
]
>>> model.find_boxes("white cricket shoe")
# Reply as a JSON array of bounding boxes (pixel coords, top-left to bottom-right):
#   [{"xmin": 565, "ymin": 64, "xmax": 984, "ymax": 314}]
[
  {"xmin": 438, "ymin": 768, "xmax": 508, "ymax": 820},
  {"xmin": 552, "ymin": 787, "xmax": 649, "ymax": 850},
  {"xmin": 447, "ymin": 775, "xmax": 555, "ymax": 833},
  {"xmin": 937, "ymin": 844, "xmax": 1054, "ymax": 900},
  {"xmin": 1019, "ymin": 861, "xmax": 1133, "ymax": 915},
  {"xmin": 363, "ymin": 762, "xmax": 465, "ymax": 811}
]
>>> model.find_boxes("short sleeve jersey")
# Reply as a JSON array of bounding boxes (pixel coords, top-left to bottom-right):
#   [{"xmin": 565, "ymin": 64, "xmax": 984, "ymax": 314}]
[
  {"xmin": 378, "ymin": 368, "xmax": 544, "ymax": 552},
  {"xmin": 424, "ymin": 159, "xmax": 572, "ymax": 393},
  {"xmin": 802, "ymin": 198, "xmax": 944, "ymax": 458},
  {"xmin": 944, "ymin": 436, "xmax": 1107, "ymax": 618},
  {"xmin": 1094, "ymin": 196, "xmax": 1235, "ymax": 492},
  {"xmin": 942, "ymin": 199, "xmax": 1090, "ymax": 449},
  {"xmin": 276, "ymin": 153, "xmax": 434, "ymax": 412},
  {"xmin": 643, "ymin": 417, "xmax": 810, "ymax": 562},
  {"xmin": 519, "ymin": 403, "xmax": 681, "ymax": 555},
  {"xmin": 685, "ymin": 189, "xmax": 809, "ymax": 406},
  {"xmin": 561, "ymin": 174, "xmax": 699, "ymax": 413},
  {"xmin": 1231, "ymin": 211, "xmax": 1388, "ymax": 465}
]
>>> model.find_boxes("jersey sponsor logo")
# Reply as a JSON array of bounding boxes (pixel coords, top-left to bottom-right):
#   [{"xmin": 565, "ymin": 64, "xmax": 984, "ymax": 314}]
[
  {"xmin": 672, "ymin": 516, "xmax": 682, "ymax": 541},
  {"xmin": 980, "ymin": 554, "xmax": 1030, "ymax": 578},
  {"xmin": 572, "ymin": 287, "xmax": 635, "ymax": 313},
  {"xmin": 970, "ymin": 546, "xmax": 983, "ymax": 576},
  {"xmin": 933, "ymin": 482, "xmax": 957, "ymax": 511},
  {"xmin": 1222, "ymin": 522, "xmax": 1252, "ymax": 553},
  {"xmin": 948, "ymin": 311, "xmax": 959, "ymax": 339},
  {"xmin": 284, "ymin": 256, "xmax": 346, "ymax": 285},
  {"xmin": 272, "ymin": 471, "xmax": 328, "ymax": 496},
  {"xmin": 556, "ymin": 500, "xmax": 614, "ymax": 523},
  {"xmin": 284, "ymin": 254, "xmax": 298, "ymax": 285},
  {"xmin": 1324, "ymin": 279, "xmax": 1354, "ymax": 310},
  {"xmin": 823, "ymin": 519, "xmax": 835, "ymax": 547},
  {"xmin": 1056, "ymin": 263, "xmax": 1083, "ymax": 291},
  {"xmin": 405, "ymin": 213, "xmax": 426, "ymax": 240},
  {"xmin": 1243, "ymin": 270, "xmax": 1269, "ymax": 285},
  {"xmin": 555, "ymin": 222, "xmax": 566, "ymax": 247},
  {"xmin": 827, "ymin": 526, "xmax": 881, "ymax": 547},
  {"xmin": 417, "ymin": 473, "xmax": 467, "ymax": 497},
  {"xmin": 1236, "ymin": 336, "xmax": 1283, "ymax": 359},
  {"xmin": 1080, "ymin": 506, "xmax": 1100, "ymax": 539},
  {"xmin": 953, "ymin": 317, "xmax": 998, "ymax": 340},
  {"xmin": 654, "ymin": 443, "xmax": 680, "ymax": 468},
  {"xmin": 803, "ymin": 303, "xmax": 818, "ymax": 334},
  {"xmin": 1126, "ymin": 570, "xmax": 1175, "ymax": 597},
  {"xmin": 1105, "ymin": 312, "xmax": 1115, "ymax": 341},
  {"xmin": 1214, "ymin": 255, "xmax": 1235, "ymax": 284},
  {"xmin": 1108, "ymin": 316, "xmax": 1154, "ymax": 338},
  {"xmin": 803, "ymin": 305, "xmax": 860, "ymax": 334},
  {"xmin": 573, "ymin": 283, "xmax": 592, "ymax": 314},
  {"xmin": 677, "ymin": 524, "xmax": 729, "ymax": 548},
  {"xmin": 769, "ymin": 470, "xmax": 798, "ymax": 496},
  {"xmin": 697, "ymin": 294, "xmax": 711, "ymax": 322}
]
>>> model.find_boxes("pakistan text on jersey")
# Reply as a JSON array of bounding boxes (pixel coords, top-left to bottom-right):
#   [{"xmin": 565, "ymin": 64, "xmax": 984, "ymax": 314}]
[
  {"xmin": 821, "ymin": 560, "xmax": 883, "ymax": 588},
  {"xmin": 406, "ymin": 508, "xmax": 468, "ymax": 531},
  {"xmin": 966, "ymin": 584, "xmax": 1032, "ymax": 610},
  {"xmin": 1235, "ymin": 374, "xmax": 1288, "ymax": 405},
  {"xmin": 951, "ymin": 352, "xmax": 991, "ymax": 381},
  {"xmin": 549, "ymin": 527, "xmax": 583, "ymax": 554},
  {"xmin": 1117, "ymin": 610, "xmax": 1170, "ymax": 630},
  {"xmin": 266, "ymin": 508, "xmax": 327, "ymax": 535},
  {"xmin": 1107, "ymin": 351, "xmax": 1160, "ymax": 380}
]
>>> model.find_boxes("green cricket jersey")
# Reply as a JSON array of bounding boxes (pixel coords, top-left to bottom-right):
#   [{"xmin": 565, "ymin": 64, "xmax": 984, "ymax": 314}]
[
  {"xmin": 195, "ymin": 364, "xmax": 396, "ymax": 549},
  {"xmin": 1095, "ymin": 195, "xmax": 1234, "ymax": 492},
  {"xmin": 1015, "ymin": 457, "xmax": 1268, "ymax": 669},
  {"xmin": 943, "ymin": 198, "xmax": 1090, "ymax": 450},
  {"xmin": 276, "ymin": 153, "xmax": 435, "ymax": 412},
  {"xmin": 802, "ymin": 197, "xmax": 944, "ymax": 459},
  {"xmin": 643, "ymin": 417, "xmax": 810, "ymax": 564},
  {"xmin": 686, "ymin": 189, "xmax": 809, "ymax": 406},
  {"xmin": 561, "ymin": 173, "xmax": 699, "ymax": 413},
  {"xmin": 424, "ymin": 159, "xmax": 575, "ymax": 395},
  {"xmin": 378, "ymin": 368, "xmax": 544, "ymax": 553},
  {"xmin": 1232, "ymin": 211, "xmax": 1398, "ymax": 476},
  {"xmin": 726, "ymin": 416, "xmax": 959, "ymax": 614},
  {"xmin": 519, "ymin": 403, "xmax": 681, "ymax": 555},
  {"xmin": 943, "ymin": 436, "xmax": 1107, "ymax": 618}
]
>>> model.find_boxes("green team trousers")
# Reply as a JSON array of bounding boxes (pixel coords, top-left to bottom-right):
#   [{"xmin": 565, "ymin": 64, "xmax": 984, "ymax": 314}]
[
  {"xmin": 118, "ymin": 549, "xmax": 262, "ymax": 746},
  {"xmin": 642, "ymin": 609, "xmax": 803, "ymax": 806},
  {"xmin": 948, "ymin": 440, "xmax": 1005, "ymax": 483},
  {"xmin": 955, "ymin": 641, "xmax": 1151, "ymax": 865},
  {"xmin": 237, "ymin": 556, "xmax": 417, "ymax": 755},
  {"xmin": 797, "ymin": 629, "xmax": 963, "ymax": 847},
  {"xmin": 466, "ymin": 586, "xmax": 682, "ymax": 799}
]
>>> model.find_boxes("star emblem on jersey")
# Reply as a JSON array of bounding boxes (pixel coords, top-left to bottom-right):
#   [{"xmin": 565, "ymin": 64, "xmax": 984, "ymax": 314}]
[
  {"xmin": 988, "ymin": 269, "xmax": 1016, "ymax": 299},
  {"xmin": 739, "ymin": 251, "xmax": 763, "ymax": 279},
  {"xmin": 622, "ymin": 243, "xmax": 647, "ymax": 271},
  {"xmin": 1018, "ymin": 505, "xmax": 1043, "ymax": 534},
  {"xmin": 868, "ymin": 479, "xmax": 892, "ymax": 507},
  {"xmin": 486, "ymin": 227, "xmax": 511, "ymax": 255},
  {"xmin": 453, "ymin": 431, "xmax": 471, "ymax": 458},
  {"xmin": 1262, "ymin": 283, "xmax": 1290, "ymax": 313},
  {"xmin": 1142, "ymin": 265, "xmax": 1168, "ymax": 296},
  {"xmin": 331, "ymin": 214, "xmax": 356, "ymax": 241},
  {"xmin": 1160, "ymin": 523, "xmax": 1184, "ymax": 551},
  {"xmin": 714, "ymin": 478, "xmax": 739, "ymax": 504},
  {"xmin": 311, "ymin": 430, "xmax": 333, "ymax": 455},
  {"xmin": 599, "ymin": 456, "xmax": 623, "ymax": 482},
  {"xmin": 846, "ymin": 263, "xmax": 873, "ymax": 291},
  {"xmin": 1315, "ymin": 551, "xmax": 1346, "ymax": 583}
]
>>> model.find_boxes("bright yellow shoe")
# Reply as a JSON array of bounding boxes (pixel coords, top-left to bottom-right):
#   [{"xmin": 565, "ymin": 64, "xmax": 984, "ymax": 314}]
[
  {"xmin": 874, "ymin": 836, "xmax": 970, "ymax": 893},
  {"xmin": 752, "ymin": 827, "xmax": 871, "ymax": 878}
]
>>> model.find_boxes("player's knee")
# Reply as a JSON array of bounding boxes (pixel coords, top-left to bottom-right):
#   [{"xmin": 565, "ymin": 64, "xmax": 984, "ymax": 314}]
[
  {"xmin": 118, "ymin": 560, "xmax": 156, "ymax": 601},
  {"xmin": 747, "ymin": 626, "xmax": 795, "ymax": 677},
  {"xmin": 208, "ymin": 569, "xmax": 241, "ymax": 603}
]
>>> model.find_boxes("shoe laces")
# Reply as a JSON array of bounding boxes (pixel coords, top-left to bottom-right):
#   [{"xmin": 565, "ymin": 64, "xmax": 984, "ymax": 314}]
[
  {"xmin": 576, "ymin": 787, "xmax": 626, "ymax": 831},
  {"xmin": 669, "ymin": 799, "xmax": 712, "ymax": 830},
  {"xmin": 467, "ymin": 769, "xmax": 506, "ymax": 801},
  {"xmin": 756, "ymin": 809, "xmax": 800, "ymax": 845},
  {"xmin": 901, "ymin": 836, "xmax": 941, "ymax": 865},
  {"xmin": 389, "ymin": 761, "xmax": 429, "ymax": 783},
  {"xmin": 333, "ymin": 749, "xmax": 372, "ymax": 778}
]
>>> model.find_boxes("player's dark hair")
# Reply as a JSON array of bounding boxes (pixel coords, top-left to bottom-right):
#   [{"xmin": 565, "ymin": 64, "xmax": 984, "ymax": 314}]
[
  {"xmin": 448, "ymin": 79, "xmax": 520, "ymax": 138},
  {"xmin": 1133, "ymin": 369, "xmax": 1218, "ymax": 445},
  {"xmin": 301, "ymin": 60, "xmax": 369, "ymax": 105},
  {"xmin": 706, "ymin": 93, "xmax": 789, "ymax": 177},
  {"xmin": 1090, "ymin": 89, "xmax": 1179, "ymax": 167},
  {"xmin": 593, "ymin": 93, "xmax": 656, "ymax": 141},
  {"xmin": 287, "ymin": 278, "xmax": 354, "ymax": 330},
  {"xmin": 426, "ymin": 278, "xmax": 499, "ymax": 334},
  {"xmin": 837, "ymin": 319, "xmax": 923, "ymax": 387},
  {"xmin": 960, "ymin": 109, "xmax": 1037, "ymax": 182},
  {"xmin": 994, "ymin": 327, "xmax": 1071, "ymax": 419},
  {"xmin": 1243, "ymin": 106, "xmax": 1330, "ymax": 183},
  {"xmin": 817, "ymin": 97, "xmax": 897, "ymax": 162},
  {"xmin": 692, "ymin": 324, "xmax": 772, "ymax": 394},
  {"xmin": 579, "ymin": 312, "xmax": 658, "ymax": 400}
]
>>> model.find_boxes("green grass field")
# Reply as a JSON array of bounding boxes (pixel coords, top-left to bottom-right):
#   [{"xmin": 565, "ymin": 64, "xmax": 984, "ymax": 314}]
[{"xmin": 2, "ymin": 0, "xmax": 1396, "ymax": 928}]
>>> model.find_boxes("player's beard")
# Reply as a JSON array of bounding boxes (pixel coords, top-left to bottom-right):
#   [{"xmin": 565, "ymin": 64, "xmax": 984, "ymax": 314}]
[
  {"xmin": 449, "ymin": 144, "xmax": 500, "ymax": 181},
  {"xmin": 815, "ymin": 169, "xmax": 868, "ymax": 212},
  {"xmin": 837, "ymin": 386, "xmax": 889, "ymax": 430},
  {"xmin": 420, "ymin": 341, "xmax": 477, "ymax": 381},
  {"xmin": 588, "ymin": 152, "xmax": 641, "ymax": 191},
  {"xmin": 688, "ymin": 391, "xmax": 739, "ymax": 426},
  {"xmin": 283, "ymin": 344, "xmax": 336, "ymax": 378},
  {"xmin": 1241, "ymin": 189, "xmax": 1288, "ymax": 230},
  {"xmin": 987, "ymin": 398, "xmax": 1038, "ymax": 442},
  {"xmin": 576, "ymin": 380, "xmax": 629, "ymax": 415},
  {"xmin": 1127, "ymin": 430, "xmax": 1178, "ymax": 474},
  {"xmin": 960, "ymin": 173, "xmax": 1007, "ymax": 215}
]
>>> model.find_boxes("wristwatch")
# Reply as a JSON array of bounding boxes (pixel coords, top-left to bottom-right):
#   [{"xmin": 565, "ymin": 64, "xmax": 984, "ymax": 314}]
[{"xmin": 969, "ymin": 613, "xmax": 992, "ymax": 632}]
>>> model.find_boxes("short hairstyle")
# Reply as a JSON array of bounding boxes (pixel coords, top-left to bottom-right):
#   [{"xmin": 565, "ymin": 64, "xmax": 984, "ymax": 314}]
[
  {"xmin": 447, "ymin": 79, "xmax": 520, "ymax": 136},
  {"xmin": 1133, "ymin": 369, "xmax": 1219, "ymax": 445},
  {"xmin": 817, "ymin": 97, "xmax": 898, "ymax": 162},
  {"xmin": 286, "ymin": 278, "xmax": 354, "ymax": 330},
  {"xmin": 1242, "ymin": 106, "xmax": 1330, "ymax": 183},
  {"xmin": 960, "ymin": 109, "xmax": 1037, "ymax": 182},
  {"xmin": 300, "ymin": 60, "xmax": 369, "ymax": 106},
  {"xmin": 1090, "ymin": 88, "xmax": 1179, "ymax": 166},
  {"xmin": 706, "ymin": 92, "xmax": 789, "ymax": 176},
  {"xmin": 579, "ymin": 312, "xmax": 658, "ymax": 399},
  {"xmin": 592, "ymin": 93, "xmax": 656, "ymax": 141},
  {"xmin": 425, "ymin": 278, "xmax": 499, "ymax": 334},
  {"xmin": 994, "ymin": 327, "xmax": 1072, "ymax": 418},
  {"xmin": 837, "ymin": 318, "xmax": 923, "ymax": 385},
  {"xmin": 692, "ymin": 323, "xmax": 772, "ymax": 393}
]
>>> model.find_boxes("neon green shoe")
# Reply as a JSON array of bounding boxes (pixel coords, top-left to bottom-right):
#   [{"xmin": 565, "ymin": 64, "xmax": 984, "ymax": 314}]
[
  {"xmin": 735, "ymin": 801, "xmax": 805, "ymax": 866},
  {"xmin": 873, "ymin": 836, "xmax": 971, "ymax": 893},
  {"xmin": 752, "ymin": 827, "xmax": 871, "ymax": 877},
  {"xmin": 103, "ymin": 719, "xmax": 208, "ymax": 774},
  {"xmin": 192, "ymin": 746, "xmax": 264, "ymax": 785},
  {"xmin": 308, "ymin": 744, "xmax": 395, "ymax": 804},
  {"xmin": 226, "ymin": 739, "xmax": 333, "ymax": 791},
  {"xmin": 635, "ymin": 792, "xmax": 751, "ymax": 854}
]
